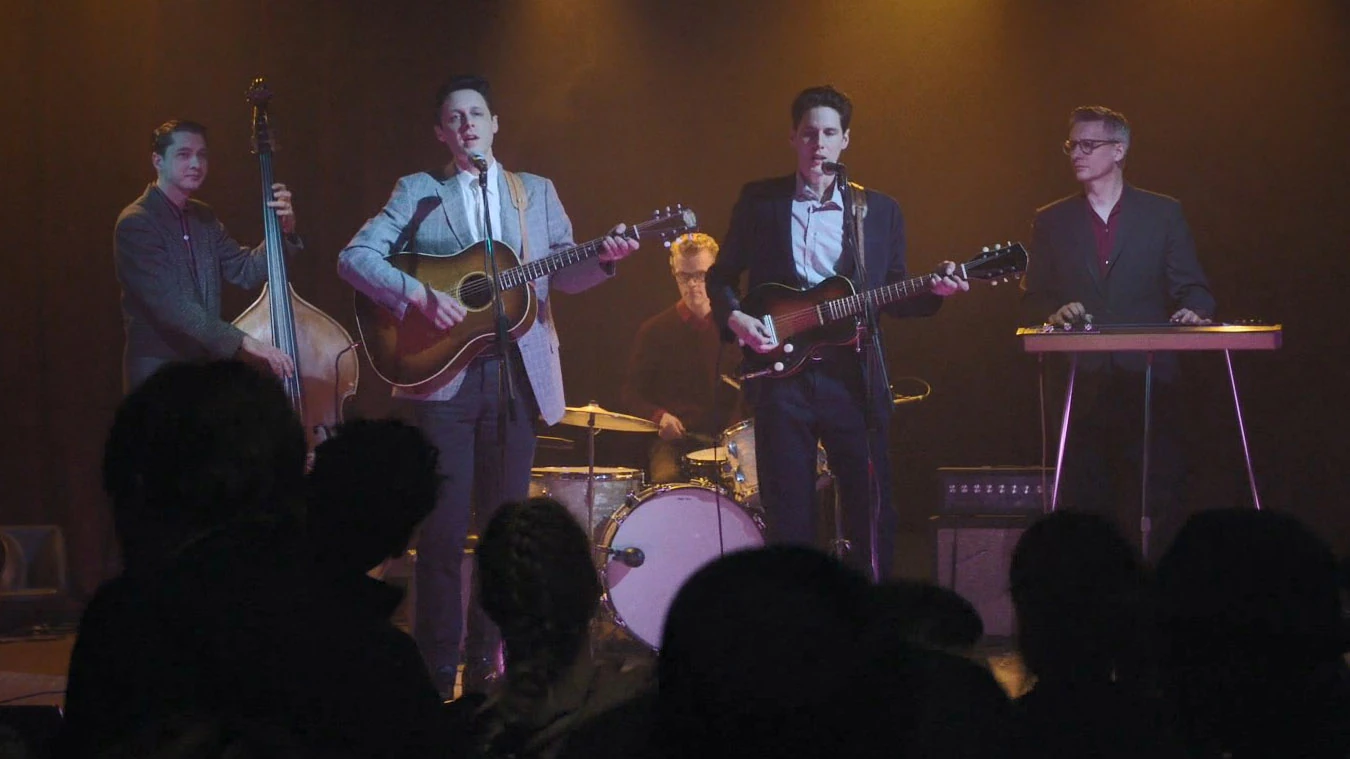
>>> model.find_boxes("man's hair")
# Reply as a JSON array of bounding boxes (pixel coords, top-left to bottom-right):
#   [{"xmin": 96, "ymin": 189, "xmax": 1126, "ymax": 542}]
[
  {"xmin": 152, "ymin": 120, "xmax": 208, "ymax": 157},
  {"xmin": 791, "ymin": 85, "xmax": 853, "ymax": 131},
  {"xmin": 1069, "ymin": 105, "xmax": 1131, "ymax": 147},
  {"xmin": 306, "ymin": 418, "xmax": 440, "ymax": 575},
  {"xmin": 433, "ymin": 74, "xmax": 493, "ymax": 124},
  {"xmin": 669, "ymin": 232, "xmax": 719, "ymax": 268}
]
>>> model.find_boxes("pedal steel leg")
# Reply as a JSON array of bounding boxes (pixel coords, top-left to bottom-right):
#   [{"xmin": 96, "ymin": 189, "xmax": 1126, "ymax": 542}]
[
  {"xmin": 1225, "ymin": 349, "xmax": 1263, "ymax": 510},
  {"xmin": 1140, "ymin": 353, "xmax": 1154, "ymax": 560},
  {"xmin": 1050, "ymin": 354, "xmax": 1078, "ymax": 511}
]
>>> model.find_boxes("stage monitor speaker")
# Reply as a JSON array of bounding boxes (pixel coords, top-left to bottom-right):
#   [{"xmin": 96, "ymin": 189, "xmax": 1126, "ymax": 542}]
[
  {"xmin": 931, "ymin": 517, "xmax": 1028, "ymax": 640},
  {"xmin": 0, "ymin": 525, "xmax": 67, "ymax": 597}
]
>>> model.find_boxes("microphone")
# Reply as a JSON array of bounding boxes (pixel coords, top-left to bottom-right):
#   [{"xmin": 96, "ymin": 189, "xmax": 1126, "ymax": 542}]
[
  {"xmin": 821, "ymin": 160, "xmax": 846, "ymax": 174},
  {"xmin": 603, "ymin": 546, "xmax": 645, "ymax": 568},
  {"xmin": 468, "ymin": 152, "xmax": 489, "ymax": 172}
]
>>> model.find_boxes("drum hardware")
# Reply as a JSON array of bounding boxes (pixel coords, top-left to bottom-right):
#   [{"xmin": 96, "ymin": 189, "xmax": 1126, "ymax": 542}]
[
  {"xmin": 596, "ymin": 545, "xmax": 645, "ymax": 568},
  {"xmin": 557, "ymin": 401, "xmax": 657, "ymax": 550}
]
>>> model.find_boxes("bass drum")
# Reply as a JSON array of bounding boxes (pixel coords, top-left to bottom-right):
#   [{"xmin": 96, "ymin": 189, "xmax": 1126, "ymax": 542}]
[{"xmin": 598, "ymin": 483, "xmax": 764, "ymax": 649}]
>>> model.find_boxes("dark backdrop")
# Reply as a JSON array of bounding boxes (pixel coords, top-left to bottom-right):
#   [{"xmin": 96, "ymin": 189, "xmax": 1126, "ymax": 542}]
[{"xmin": 4, "ymin": 0, "xmax": 1347, "ymax": 595}]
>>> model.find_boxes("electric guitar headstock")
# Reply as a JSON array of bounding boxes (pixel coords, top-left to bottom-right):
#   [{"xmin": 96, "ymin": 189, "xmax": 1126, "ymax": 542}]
[{"xmin": 960, "ymin": 242, "xmax": 1028, "ymax": 285}]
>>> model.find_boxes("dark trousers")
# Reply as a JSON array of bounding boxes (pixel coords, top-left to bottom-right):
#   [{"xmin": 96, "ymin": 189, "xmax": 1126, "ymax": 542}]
[
  {"xmin": 752, "ymin": 355, "xmax": 895, "ymax": 578},
  {"xmin": 1057, "ymin": 369, "xmax": 1186, "ymax": 556},
  {"xmin": 398, "ymin": 354, "xmax": 538, "ymax": 690}
]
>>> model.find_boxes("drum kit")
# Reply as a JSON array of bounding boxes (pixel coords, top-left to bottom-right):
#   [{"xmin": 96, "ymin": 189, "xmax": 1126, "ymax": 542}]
[{"xmin": 529, "ymin": 401, "xmax": 790, "ymax": 649}]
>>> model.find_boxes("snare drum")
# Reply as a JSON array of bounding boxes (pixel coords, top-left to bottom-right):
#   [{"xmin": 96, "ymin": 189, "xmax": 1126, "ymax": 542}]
[
  {"xmin": 528, "ymin": 466, "xmax": 644, "ymax": 538},
  {"xmin": 599, "ymin": 483, "xmax": 764, "ymax": 649},
  {"xmin": 681, "ymin": 447, "xmax": 726, "ymax": 483},
  {"xmin": 720, "ymin": 418, "xmax": 831, "ymax": 503}
]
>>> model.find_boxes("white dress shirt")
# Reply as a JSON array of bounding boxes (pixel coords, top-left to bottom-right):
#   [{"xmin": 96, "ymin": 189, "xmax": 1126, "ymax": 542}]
[
  {"xmin": 790, "ymin": 175, "xmax": 845, "ymax": 285},
  {"xmin": 455, "ymin": 159, "xmax": 502, "ymax": 244}
]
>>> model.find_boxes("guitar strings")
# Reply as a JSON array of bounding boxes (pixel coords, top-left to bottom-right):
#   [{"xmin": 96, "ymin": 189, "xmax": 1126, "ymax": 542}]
[{"xmin": 449, "ymin": 216, "xmax": 673, "ymax": 301}]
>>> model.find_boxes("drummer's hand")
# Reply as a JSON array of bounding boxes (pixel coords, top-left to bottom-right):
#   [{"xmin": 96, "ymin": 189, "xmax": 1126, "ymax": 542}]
[
  {"xmin": 413, "ymin": 284, "xmax": 466, "ymax": 330},
  {"xmin": 728, "ymin": 310, "xmax": 776, "ymax": 353},
  {"xmin": 598, "ymin": 223, "xmax": 640, "ymax": 263},
  {"xmin": 238, "ymin": 335, "xmax": 295, "ymax": 378},
  {"xmin": 658, "ymin": 412, "xmax": 686, "ymax": 442},
  {"xmin": 1170, "ymin": 308, "xmax": 1212, "ymax": 325}
]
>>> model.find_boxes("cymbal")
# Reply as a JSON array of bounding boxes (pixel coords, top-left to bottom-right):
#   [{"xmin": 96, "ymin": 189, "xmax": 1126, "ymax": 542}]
[
  {"xmin": 536, "ymin": 435, "xmax": 575, "ymax": 451},
  {"xmin": 558, "ymin": 402, "xmax": 658, "ymax": 433}
]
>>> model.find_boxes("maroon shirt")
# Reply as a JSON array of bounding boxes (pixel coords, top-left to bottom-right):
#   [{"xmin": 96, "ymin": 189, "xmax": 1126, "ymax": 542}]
[
  {"xmin": 1087, "ymin": 198, "xmax": 1123, "ymax": 275},
  {"xmin": 621, "ymin": 300, "xmax": 740, "ymax": 436}
]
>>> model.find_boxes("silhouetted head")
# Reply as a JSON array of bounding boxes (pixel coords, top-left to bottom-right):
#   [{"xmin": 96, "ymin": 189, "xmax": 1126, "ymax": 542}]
[
  {"xmin": 657, "ymin": 546, "xmax": 873, "ymax": 758},
  {"xmin": 1010, "ymin": 511, "xmax": 1150, "ymax": 684},
  {"xmin": 870, "ymin": 579, "xmax": 985, "ymax": 656},
  {"xmin": 476, "ymin": 498, "xmax": 600, "ymax": 711},
  {"xmin": 306, "ymin": 418, "xmax": 439, "ymax": 576},
  {"xmin": 1155, "ymin": 508, "xmax": 1346, "ymax": 756},
  {"xmin": 102, "ymin": 360, "xmax": 306, "ymax": 574},
  {"xmin": 1157, "ymin": 508, "xmax": 1342, "ymax": 669}
]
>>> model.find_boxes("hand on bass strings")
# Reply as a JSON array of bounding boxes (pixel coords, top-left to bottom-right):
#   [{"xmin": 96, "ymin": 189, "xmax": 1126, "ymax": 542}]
[
  {"xmin": 930, "ymin": 260, "xmax": 970, "ymax": 296},
  {"xmin": 413, "ymin": 283, "xmax": 467, "ymax": 331},
  {"xmin": 658, "ymin": 412, "xmax": 687, "ymax": 442},
  {"xmin": 269, "ymin": 183, "xmax": 297, "ymax": 235},
  {"xmin": 1048, "ymin": 301, "xmax": 1089, "ymax": 327},
  {"xmin": 239, "ymin": 334, "xmax": 296, "ymax": 378},
  {"xmin": 597, "ymin": 223, "xmax": 641, "ymax": 263},
  {"xmin": 1170, "ymin": 308, "xmax": 1212, "ymax": 325},
  {"xmin": 728, "ymin": 310, "xmax": 777, "ymax": 353}
]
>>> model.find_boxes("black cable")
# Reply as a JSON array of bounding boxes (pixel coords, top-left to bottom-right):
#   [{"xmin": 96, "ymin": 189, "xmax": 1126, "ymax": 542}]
[{"xmin": 0, "ymin": 690, "xmax": 64, "ymax": 706}]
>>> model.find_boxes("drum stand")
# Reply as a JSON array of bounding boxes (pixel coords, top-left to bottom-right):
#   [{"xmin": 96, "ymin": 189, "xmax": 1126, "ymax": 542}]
[{"xmin": 829, "ymin": 483, "xmax": 851, "ymax": 562}]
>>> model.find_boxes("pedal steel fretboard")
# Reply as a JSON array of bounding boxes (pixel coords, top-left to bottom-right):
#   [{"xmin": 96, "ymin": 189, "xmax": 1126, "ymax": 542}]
[{"xmin": 1017, "ymin": 324, "xmax": 1283, "ymax": 353}]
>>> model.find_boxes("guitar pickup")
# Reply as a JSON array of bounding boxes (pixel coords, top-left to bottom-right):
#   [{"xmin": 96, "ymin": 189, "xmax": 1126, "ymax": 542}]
[{"xmin": 762, "ymin": 314, "xmax": 779, "ymax": 347}]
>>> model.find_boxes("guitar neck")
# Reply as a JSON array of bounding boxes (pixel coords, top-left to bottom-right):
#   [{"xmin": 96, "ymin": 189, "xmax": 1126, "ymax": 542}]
[
  {"xmin": 826, "ymin": 271, "xmax": 934, "ymax": 321},
  {"xmin": 499, "ymin": 235, "xmax": 612, "ymax": 290}
]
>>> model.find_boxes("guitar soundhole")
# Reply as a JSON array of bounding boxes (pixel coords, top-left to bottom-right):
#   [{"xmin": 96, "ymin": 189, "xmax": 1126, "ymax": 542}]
[{"xmin": 458, "ymin": 272, "xmax": 495, "ymax": 311}]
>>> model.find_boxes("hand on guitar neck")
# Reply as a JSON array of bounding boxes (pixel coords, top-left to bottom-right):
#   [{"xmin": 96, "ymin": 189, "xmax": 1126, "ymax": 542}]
[{"xmin": 597, "ymin": 222, "xmax": 640, "ymax": 263}]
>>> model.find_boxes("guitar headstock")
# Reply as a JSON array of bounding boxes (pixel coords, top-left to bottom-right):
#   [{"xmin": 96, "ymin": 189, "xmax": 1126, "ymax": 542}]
[
  {"xmin": 246, "ymin": 77, "xmax": 276, "ymax": 156},
  {"xmin": 634, "ymin": 205, "xmax": 699, "ymax": 247},
  {"xmin": 962, "ymin": 242, "xmax": 1028, "ymax": 284}
]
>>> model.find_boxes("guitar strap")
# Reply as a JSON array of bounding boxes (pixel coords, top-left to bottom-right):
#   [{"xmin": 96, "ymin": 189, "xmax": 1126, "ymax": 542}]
[
  {"xmin": 503, "ymin": 170, "xmax": 530, "ymax": 259},
  {"xmin": 847, "ymin": 179, "xmax": 868, "ymax": 288}
]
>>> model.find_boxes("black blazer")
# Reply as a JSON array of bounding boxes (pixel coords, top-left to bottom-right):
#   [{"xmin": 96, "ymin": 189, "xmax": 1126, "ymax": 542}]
[
  {"xmin": 707, "ymin": 175, "xmax": 942, "ymax": 344},
  {"xmin": 1020, "ymin": 184, "xmax": 1215, "ymax": 379}
]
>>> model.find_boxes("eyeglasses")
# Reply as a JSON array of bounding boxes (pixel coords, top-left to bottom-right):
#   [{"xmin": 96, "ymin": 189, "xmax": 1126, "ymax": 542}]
[
  {"xmin": 674, "ymin": 271, "xmax": 708, "ymax": 286},
  {"xmin": 1062, "ymin": 139, "xmax": 1121, "ymax": 156}
]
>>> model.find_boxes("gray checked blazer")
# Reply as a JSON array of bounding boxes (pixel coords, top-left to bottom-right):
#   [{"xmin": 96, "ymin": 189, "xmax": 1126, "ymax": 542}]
[{"xmin": 337, "ymin": 167, "xmax": 613, "ymax": 424}]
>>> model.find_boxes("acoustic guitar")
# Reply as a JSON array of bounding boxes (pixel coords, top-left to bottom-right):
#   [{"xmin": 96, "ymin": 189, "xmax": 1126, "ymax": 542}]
[{"xmin": 355, "ymin": 206, "xmax": 697, "ymax": 388}]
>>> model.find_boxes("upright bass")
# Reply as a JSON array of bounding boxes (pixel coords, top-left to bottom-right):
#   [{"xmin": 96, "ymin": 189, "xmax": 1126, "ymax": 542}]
[{"xmin": 234, "ymin": 77, "xmax": 358, "ymax": 450}]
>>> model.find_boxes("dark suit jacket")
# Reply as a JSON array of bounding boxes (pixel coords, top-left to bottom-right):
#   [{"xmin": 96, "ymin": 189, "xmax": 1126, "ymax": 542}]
[
  {"xmin": 114, "ymin": 184, "xmax": 294, "ymax": 391},
  {"xmin": 706, "ymin": 175, "xmax": 942, "ymax": 403},
  {"xmin": 1020, "ymin": 184, "xmax": 1215, "ymax": 379}
]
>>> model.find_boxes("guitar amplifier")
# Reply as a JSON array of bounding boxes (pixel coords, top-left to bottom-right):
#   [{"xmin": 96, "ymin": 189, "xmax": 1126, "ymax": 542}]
[{"xmin": 937, "ymin": 466, "xmax": 1051, "ymax": 515}]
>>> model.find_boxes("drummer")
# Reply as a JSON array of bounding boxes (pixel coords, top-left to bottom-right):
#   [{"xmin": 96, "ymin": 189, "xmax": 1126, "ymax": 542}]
[{"xmin": 621, "ymin": 233, "xmax": 743, "ymax": 483}]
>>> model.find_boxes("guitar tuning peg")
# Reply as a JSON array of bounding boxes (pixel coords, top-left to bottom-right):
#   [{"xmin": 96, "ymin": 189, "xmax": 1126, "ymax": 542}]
[
  {"xmin": 982, "ymin": 246, "xmax": 990, "ymax": 253},
  {"xmin": 664, "ymin": 240, "xmax": 672, "ymax": 249},
  {"xmin": 991, "ymin": 280, "xmax": 999, "ymax": 287},
  {"xmin": 653, "ymin": 209, "xmax": 659, "ymax": 217},
  {"xmin": 1005, "ymin": 241, "xmax": 1012, "ymax": 247},
  {"xmin": 665, "ymin": 205, "xmax": 671, "ymax": 213}
]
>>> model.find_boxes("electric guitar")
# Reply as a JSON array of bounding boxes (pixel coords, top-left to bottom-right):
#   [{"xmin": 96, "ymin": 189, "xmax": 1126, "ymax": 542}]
[
  {"xmin": 354, "ymin": 206, "xmax": 697, "ymax": 388},
  {"xmin": 737, "ymin": 243, "xmax": 1028, "ymax": 378}
]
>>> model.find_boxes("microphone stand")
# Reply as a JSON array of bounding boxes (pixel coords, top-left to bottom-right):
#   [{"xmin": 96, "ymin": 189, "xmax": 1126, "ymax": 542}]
[
  {"xmin": 477, "ymin": 162, "xmax": 518, "ymax": 495},
  {"xmin": 837, "ymin": 167, "xmax": 890, "ymax": 582}
]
